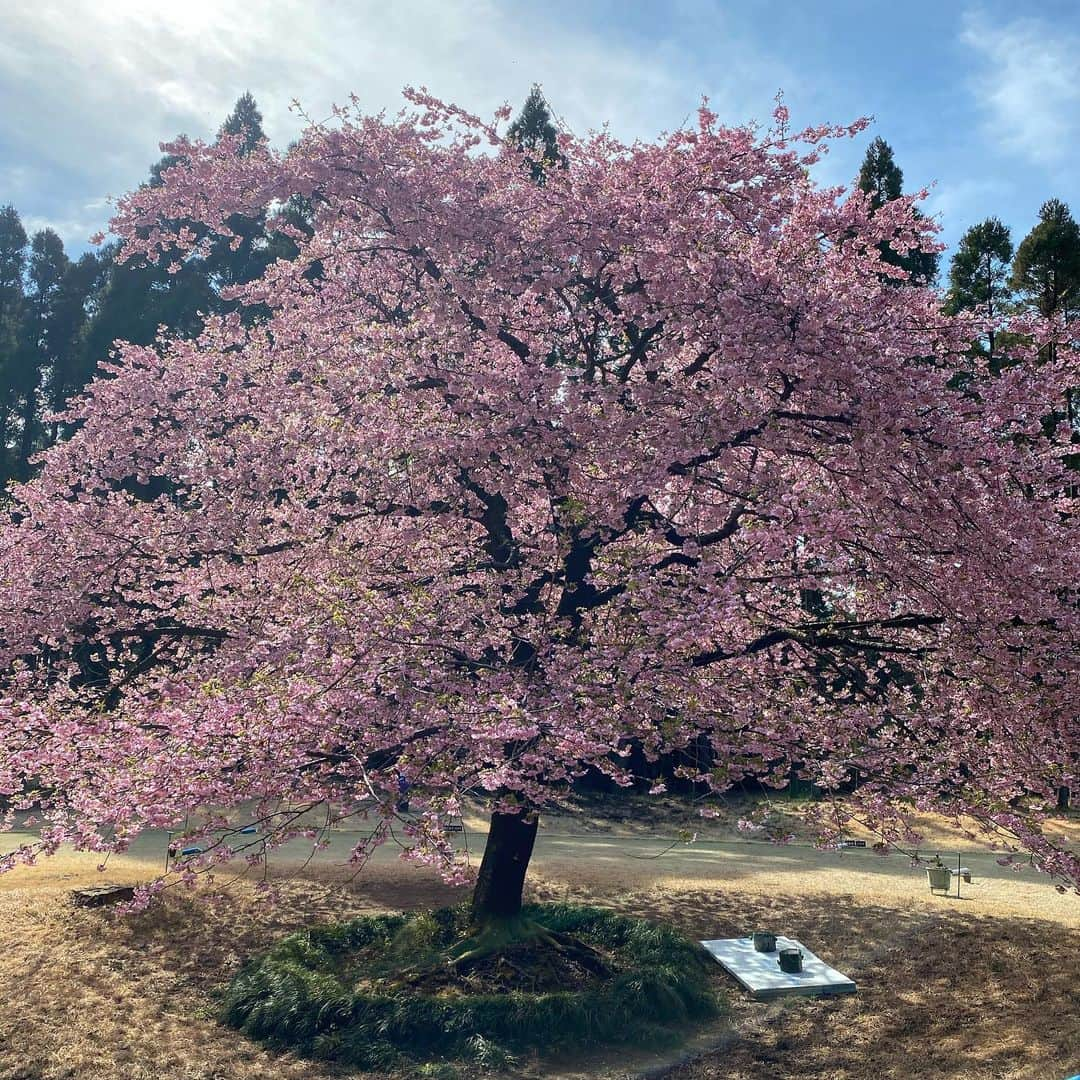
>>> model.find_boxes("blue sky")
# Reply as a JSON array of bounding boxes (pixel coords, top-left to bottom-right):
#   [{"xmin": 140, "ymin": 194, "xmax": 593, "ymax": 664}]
[{"xmin": 2, "ymin": 1, "xmax": 1077, "ymax": 268}]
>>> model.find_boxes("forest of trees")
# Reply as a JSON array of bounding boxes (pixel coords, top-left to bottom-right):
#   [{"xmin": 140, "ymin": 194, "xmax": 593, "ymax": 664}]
[
  {"xmin": 0, "ymin": 93, "xmax": 309, "ymax": 489},
  {"xmin": 1, "ymin": 90, "xmax": 1078, "ymax": 491}
]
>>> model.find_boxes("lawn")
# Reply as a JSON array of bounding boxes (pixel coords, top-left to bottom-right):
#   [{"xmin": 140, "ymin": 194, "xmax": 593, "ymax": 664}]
[{"xmin": 0, "ymin": 808, "xmax": 1076, "ymax": 1079}]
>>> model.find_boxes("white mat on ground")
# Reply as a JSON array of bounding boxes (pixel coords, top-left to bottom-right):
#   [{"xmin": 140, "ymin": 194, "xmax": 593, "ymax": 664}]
[{"xmin": 700, "ymin": 935, "xmax": 856, "ymax": 1000}]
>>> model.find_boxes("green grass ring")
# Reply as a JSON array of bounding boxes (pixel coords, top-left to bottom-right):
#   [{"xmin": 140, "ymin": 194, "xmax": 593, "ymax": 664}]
[{"xmin": 222, "ymin": 902, "xmax": 724, "ymax": 1070}]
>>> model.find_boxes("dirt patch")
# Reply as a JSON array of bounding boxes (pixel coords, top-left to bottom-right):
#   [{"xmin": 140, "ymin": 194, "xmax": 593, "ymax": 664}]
[{"xmin": 404, "ymin": 935, "xmax": 617, "ymax": 995}]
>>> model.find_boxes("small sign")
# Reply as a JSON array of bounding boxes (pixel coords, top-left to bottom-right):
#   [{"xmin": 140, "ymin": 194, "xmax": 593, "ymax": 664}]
[
  {"xmin": 838, "ymin": 839, "xmax": 866, "ymax": 848},
  {"xmin": 446, "ymin": 823, "xmax": 464, "ymax": 833}
]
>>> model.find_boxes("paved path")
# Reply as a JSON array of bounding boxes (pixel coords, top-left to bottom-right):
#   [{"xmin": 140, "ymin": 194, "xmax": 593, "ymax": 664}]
[
  {"xmin": 2, "ymin": 819, "xmax": 1053, "ymax": 884},
  {"xmin": 3, "ymin": 820, "xmax": 1075, "ymax": 924}
]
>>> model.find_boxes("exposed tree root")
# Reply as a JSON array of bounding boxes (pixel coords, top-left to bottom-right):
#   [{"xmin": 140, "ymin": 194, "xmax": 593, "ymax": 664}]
[{"xmin": 395, "ymin": 915, "xmax": 614, "ymax": 993}]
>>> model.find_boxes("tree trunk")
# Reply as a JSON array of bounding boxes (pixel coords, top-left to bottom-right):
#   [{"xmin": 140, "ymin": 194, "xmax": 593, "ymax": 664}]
[
  {"xmin": 470, "ymin": 810, "xmax": 538, "ymax": 923},
  {"xmin": 1058, "ymin": 786, "xmax": 1071, "ymax": 812},
  {"xmin": 17, "ymin": 390, "xmax": 36, "ymax": 482}
]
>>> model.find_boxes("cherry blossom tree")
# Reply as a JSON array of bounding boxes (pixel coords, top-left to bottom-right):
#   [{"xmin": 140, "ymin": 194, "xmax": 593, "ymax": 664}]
[{"xmin": 0, "ymin": 93, "xmax": 1076, "ymax": 923}]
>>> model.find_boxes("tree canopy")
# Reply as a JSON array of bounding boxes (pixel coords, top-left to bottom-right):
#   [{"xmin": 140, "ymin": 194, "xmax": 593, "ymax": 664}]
[
  {"xmin": 506, "ymin": 84, "xmax": 565, "ymax": 182},
  {"xmin": 857, "ymin": 136, "xmax": 939, "ymax": 285},
  {"xmin": 1012, "ymin": 198, "xmax": 1080, "ymax": 323},
  {"xmin": 0, "ymin": 94, "xmax": 1076, "ymax": 908},
  {"xmin": 944, "ymin": 217, "xmax": 1014, "ymax": 369}
]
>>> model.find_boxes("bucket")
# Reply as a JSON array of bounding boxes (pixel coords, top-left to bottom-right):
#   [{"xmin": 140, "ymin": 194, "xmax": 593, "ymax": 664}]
[
  {"xmin": 752, "ymin": 932, "xmax": 777, "ymax": 952},
  {"xmin": 926, "ymin": 866, "xmax": 952, "ymax": 892},
  {"xmin": 777, "ymin": 948, "xmax": 804, "ymax": 973}
]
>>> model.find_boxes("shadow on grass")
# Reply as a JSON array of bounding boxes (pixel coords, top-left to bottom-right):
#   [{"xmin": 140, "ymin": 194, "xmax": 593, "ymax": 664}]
[
  {"xmin": 524, "ymin": 883, "xmax": 1079, "ymax": 1080},
  {"xmin": 0, "ymin": 866, "xmax": 1074, "ymax": 1080}
]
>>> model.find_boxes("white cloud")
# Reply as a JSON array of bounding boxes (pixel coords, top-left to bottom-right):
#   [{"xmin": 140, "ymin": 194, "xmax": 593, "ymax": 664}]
[
  {"xmin": 960, "ymin": 8, "xmax": 1080, "ymax": 169},
  {"xmin": 21, "ymin": 210, "xmax": 106, "ymax": 248},
  {"xmin": 0, "ymin": 0, "xmax": 795, "ymax": 250},
  {"xmin": 923, "ymin": 176, "xmax": 1010, "ymax": 233}
]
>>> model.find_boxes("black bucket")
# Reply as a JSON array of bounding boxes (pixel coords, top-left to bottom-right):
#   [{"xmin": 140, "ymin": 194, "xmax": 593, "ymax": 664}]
[{"xmin": 777, "ymin": 948, "xmax": 803, "ymax": 973}]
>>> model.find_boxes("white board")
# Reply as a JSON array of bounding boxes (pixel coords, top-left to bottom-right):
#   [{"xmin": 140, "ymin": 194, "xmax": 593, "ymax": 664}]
[{"xmin": 700, "ymin": 936, "xmax": 856, "ymax": 1000}]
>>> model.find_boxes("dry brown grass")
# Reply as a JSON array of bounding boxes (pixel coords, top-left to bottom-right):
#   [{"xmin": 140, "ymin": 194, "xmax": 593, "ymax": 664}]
[
  {"xmin": 0, "ymin": 869, "xmax": 469, "ymax": 1080},
  {"xmin": 606, "ymin": 887, "xmax": 1080, "ymax": 1080},
  {"xmin": 0, "ymin": 834, "xmax": 1076, "ymax": 1080}
]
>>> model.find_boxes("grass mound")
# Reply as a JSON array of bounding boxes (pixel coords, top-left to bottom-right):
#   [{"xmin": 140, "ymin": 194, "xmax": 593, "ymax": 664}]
[{"xmin": 222, "ymin": 902, "xmax": 723, "ymax": 1071}]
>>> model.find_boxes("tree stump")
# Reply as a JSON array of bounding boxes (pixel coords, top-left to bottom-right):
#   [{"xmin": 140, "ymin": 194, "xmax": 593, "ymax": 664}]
[{"xmin": 72, "ymin": 885, "xmax": 136, "ymax": 908}]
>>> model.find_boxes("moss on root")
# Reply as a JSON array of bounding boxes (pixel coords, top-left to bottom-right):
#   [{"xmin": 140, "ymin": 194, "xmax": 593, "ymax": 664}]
[{"xmin": 222, "ymin": 902, "xmax": 724, "ymax": 1071}]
